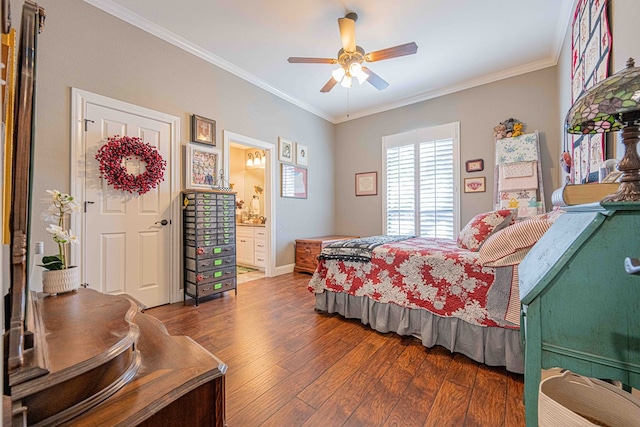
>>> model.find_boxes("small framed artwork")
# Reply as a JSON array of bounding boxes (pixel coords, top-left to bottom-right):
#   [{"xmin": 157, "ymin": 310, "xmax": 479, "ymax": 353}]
[
  {"xmin": 602, "ymin": 171, "xmax": 622, "ymax": 183},
  {"xmin": 464, "ymin": 177, "xmax": 486, "ymax": 193},
  {"xmin": 279, "ymin": 137, "xmax": 294, "ymax": 163},
  {"xmin": 465, "ymin": 159, "xmax": 484, "ymax": 173},
  {"xmin": 355, "ymin": 171, "xmax": 377, "ymax": 196},
  {"xmin": 281, "ymin": 163, "xmax": 307, "ymax": 199},
  {"xmin": 191, "ymin": 114, "xmax": 216, "ymax": 146},
  {"xmin": 185, "ymin": 143, "xmax": 221, "ymax": 189},
  {"xmin": 296, "ymin": 143, "xmax": 308, "ymax": 166}
]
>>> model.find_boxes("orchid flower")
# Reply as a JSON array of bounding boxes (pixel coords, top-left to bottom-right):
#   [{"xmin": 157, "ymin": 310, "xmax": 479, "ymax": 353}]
[{"xmin": 41, "ymin": 190, "xmax": 80, "ymax": 270}]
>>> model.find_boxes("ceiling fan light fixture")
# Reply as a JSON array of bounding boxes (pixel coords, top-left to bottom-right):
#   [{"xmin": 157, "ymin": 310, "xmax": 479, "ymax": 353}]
[
  {"xmin": 340, "ymin": 75, "xmax": 352, "ymax": 88},
  {"xmin": 331, "ymin": 67, "xmax": 346, "ymax": 82},
  {"xmin": 355, "ymin": 70, "xmax": 369, "ymax": 84}
]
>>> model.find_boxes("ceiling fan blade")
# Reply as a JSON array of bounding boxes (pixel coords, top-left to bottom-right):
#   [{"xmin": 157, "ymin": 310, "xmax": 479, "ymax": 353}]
[
  {"xmin": 338, "ymin": 17, "xmax": 356, "ymax": 52},
  {"xmin": 320, "ymin": 77, "xmax": 338, "ymax": 93},
  {"xmin": 288, "ymin": 57, "xmax": 337, "ymax": 64},
  {"xmin": 362, "ymin": 67, "xmax": 389, "ymax": 90},
  {"xmin": 365, "ymin": 42, "xmax": 418, "ymax": 62}
]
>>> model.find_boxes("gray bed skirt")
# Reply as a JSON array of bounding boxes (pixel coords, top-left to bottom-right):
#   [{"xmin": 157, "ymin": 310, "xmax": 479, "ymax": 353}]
[{"xmin": 315, "ymin": 290, "xmax": 524, "ymax": 374}]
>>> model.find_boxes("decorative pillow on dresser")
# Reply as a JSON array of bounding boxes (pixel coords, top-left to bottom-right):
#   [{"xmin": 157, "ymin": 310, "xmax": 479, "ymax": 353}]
[{"xmin": 457, "ymin": 209, "xmax": 517, "ymax": 252}]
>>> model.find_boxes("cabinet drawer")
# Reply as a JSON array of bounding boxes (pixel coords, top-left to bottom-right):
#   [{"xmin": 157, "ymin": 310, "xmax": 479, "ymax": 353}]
[
  {"xmin": 255, "ymin": 229, "xmax": 267, "ymax": 239},
  {"xmin": 186, "ymin": 255, "xmax": 235, "ymax": 272},
  {"xmin": 217, "ymin": 198, "xmax": 235, "ymax": 207},
  {"xmin": 186, "ymin": 278, "xmax": 236, "ymax": 298},
  {"xmin": 184, "ymin": 215, "xmax": 217, "ymax": 226},
  {"xmin": 185, "ymin": 192, "xmax": 216, "ymax": 201},
  {"xmin": 255, "ymin": 239, "xmax": 266, "ymax": 252},
  {"xmin": 186, "ymin": 266, "xmax": 236, "ymax": 284},
  {"xmin": 236, "ymin": 227, "xmax": 254, "ymax": 237},
  {"xmin": 216, "ymin": 193, "xmax": 235, "ymax": 202},
  {"xmin": 217, "ymin": 212, "xmax": 235, "ymax": 221},
  {"xmin": 193, "ymin": 198, "xmax": 216, "ymax": 206},
  {"xmin": 184, "ymin": 204, "xmax": 218, "ymax": 214},
  {"xmin": 185, "ymin": 233, "xmax": 235, "ymax": 246},
  {"xmin": 185, "ymin": 244, "xmax": 235, "ymax": 260},
  {"xmin": 254, "ymin": 254, "xmax": 266, "ymax": 267}
]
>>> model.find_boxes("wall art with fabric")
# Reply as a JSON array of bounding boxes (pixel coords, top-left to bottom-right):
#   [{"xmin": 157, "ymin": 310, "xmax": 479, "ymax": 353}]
[{"xmin": 569, "ymin": 0, "xmax": 611, "ymax": 183}]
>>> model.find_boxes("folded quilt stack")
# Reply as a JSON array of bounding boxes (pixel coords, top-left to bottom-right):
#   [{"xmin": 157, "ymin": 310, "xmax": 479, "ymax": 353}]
[{"xmin": 494, "ymin": 132, "xmax": 544, "ymax": 218}]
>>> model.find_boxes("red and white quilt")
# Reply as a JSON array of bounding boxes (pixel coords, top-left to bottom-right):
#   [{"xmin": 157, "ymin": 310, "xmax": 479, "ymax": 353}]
[{"xmin": 309, "ymin": 237, "xmax": 516, "ymax": 329}]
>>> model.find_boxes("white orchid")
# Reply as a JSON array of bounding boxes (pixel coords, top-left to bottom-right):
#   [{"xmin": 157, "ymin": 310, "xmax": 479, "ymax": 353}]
[{"xmin": 41, "ymin": 190, "xmax": 80, "ymax": 270}]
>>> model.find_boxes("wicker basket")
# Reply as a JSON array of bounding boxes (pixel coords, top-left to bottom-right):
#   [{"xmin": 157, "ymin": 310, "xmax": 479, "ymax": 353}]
[
  {"xmin": 539, "ymin": 370, "xmax": 640, "ymax": 426},
  {"xmin": 42, "ymin": 267, "xmax": 80, "ymax": 294}
]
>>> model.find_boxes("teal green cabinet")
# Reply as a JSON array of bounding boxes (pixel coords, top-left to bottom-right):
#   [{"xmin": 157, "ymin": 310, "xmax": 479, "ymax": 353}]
[{"xmin": 519, "ymin": 202, "xmax": 640, "ymax": 426}]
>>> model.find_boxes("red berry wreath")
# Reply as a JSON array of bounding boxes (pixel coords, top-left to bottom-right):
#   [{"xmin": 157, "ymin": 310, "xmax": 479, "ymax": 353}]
[{"xmin": 95, "ymin": 135, "xmax": 167, "ymax": 195}]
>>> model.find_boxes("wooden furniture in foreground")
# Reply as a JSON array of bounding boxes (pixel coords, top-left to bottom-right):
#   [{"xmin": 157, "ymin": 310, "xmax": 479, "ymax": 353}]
[
  {"xmin": 520, "ymin": 202, "xmax": 640, "ymax": 426},
  {"xmin": 294, "ymin": 235, "xmax": 358, "ymax": 274},
  {"xmin": 6, "ymin": 289, "xmax": 227, "ymax": 426},
  {"xmin": 183, "ymin": 189, "xmax": 237, "ymax": 305}
]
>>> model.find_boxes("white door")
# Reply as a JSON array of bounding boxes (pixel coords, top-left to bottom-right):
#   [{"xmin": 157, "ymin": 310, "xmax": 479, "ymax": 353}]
[{"xmin": 83, "ymin": 103, "xmax": 172, "ymax": 307}]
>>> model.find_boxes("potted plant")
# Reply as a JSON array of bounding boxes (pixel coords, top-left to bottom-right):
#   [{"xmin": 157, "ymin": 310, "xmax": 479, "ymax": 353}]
[{"xmin": 40, "ymin": 190, "xmax": 81, "ymax": 294}]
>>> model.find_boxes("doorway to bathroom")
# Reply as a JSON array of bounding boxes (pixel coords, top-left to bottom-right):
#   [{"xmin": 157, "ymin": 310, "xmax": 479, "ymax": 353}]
[{"xmin": 223, "ymin": 131, "xmax": 275, "ymax": 283}]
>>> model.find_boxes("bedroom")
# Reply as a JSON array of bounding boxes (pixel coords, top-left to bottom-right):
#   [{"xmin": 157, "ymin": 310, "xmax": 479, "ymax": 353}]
[{"xmin": 3, "ymin": 0, "xmax": 640, "ymax": 425}]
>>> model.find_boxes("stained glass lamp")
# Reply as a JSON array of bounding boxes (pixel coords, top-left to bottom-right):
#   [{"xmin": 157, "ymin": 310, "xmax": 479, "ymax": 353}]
[{"xmin": 566, "ymin": 58, "xmax": 640, "ymax": 202}]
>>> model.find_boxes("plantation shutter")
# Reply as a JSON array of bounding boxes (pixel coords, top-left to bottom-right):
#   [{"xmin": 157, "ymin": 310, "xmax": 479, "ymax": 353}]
[
  {"xmin": 386, "ymin": 144, "xmax": 415, "ymax": 235},
  {"xmin": 383, "ymin": 123, "xmax": 459, "ymax": 239},
  {"xmin": 419, "ymin": 138, "xmax": 454, "ymax": 238}
]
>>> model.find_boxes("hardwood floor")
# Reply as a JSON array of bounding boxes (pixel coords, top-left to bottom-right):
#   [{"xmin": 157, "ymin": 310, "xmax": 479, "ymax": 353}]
[{"xmin": 147, "ymin": 273, "xmax": 525, "ymax": 426}]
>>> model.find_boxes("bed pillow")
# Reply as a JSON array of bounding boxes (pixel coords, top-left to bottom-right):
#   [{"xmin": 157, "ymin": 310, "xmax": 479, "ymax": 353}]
[
  {"xmin": 456, "ymin": 209, "xmax": 516, "ymax": 252},
  {"xmin": 478, "ymin": 210, "xmax": 564, "ymax": 267}
]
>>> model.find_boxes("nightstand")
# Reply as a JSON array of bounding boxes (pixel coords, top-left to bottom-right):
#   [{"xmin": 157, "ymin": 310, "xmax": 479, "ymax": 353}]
[{"xmin": 294, "ymin": 235, "xmax": 358, "ymax": 274}]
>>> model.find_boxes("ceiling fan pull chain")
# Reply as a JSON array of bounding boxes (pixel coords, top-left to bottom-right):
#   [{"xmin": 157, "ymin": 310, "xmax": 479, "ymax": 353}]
[{"xmin": 347, "ymin": 89, "xmax": 350, "ymax": 118}]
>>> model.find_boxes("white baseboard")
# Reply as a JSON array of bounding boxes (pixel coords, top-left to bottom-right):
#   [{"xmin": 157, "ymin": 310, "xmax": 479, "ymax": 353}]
[{"xmin": 273, "ymin": 263, "xmax": 295, "ymax": 276}]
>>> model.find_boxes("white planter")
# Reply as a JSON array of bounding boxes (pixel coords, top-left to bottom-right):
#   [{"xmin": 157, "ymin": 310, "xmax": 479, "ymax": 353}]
[{"xmin": 42, "ymin": 267, "xmax": 80, "ymax": 294}]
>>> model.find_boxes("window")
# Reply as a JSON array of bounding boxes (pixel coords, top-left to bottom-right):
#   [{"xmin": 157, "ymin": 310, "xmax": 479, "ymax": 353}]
[{"xmin": 382, "ymin": 122, "xmax": 460, "ymax": 239}]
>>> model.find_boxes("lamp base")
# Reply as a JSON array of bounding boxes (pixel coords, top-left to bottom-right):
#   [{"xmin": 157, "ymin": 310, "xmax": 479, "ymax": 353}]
[
  {"xmin": 602, "ymin": 182, "xmax": 640, "ymax": 202},
  {"xmin": 603, "ymin": 124, "xmax": 640, "ymax": 202}
]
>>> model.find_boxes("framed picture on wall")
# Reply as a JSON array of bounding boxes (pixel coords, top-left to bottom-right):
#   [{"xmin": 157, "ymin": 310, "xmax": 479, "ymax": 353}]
[
  {"xmin": 279, "ymin": 137, "xmax": 294, "ymax": 163},
  {"xmin": 465, "ymin": 159, "xmax": 484, "ymax": 173},
  {"xmin": 296, "ymin": 143, "xmax": 308, "ymax": 166},
  {"xmin": 191, "ymin": 114, "xmax": 216, "ymax": 146},
  {"xmin": 355, "ymin": 171, "xmax": 377, "ymax": 196},
  {"xmin": 185, "ymin": 143, "xmax": 221, "ymax": 189},
  {"xmin": 463, "ymin": 177, "xmax": 486, "ymax": 193},
  {"xmin": 281, "ymin": 163, "xmax": 307, "ymax": 198}
]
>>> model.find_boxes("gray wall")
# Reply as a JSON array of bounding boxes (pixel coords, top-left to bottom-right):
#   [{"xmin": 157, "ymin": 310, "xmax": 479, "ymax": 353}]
[
  {"xmin": 30, "ymin": 0, "xmax": 335, "ymax": 268},
  {"xmin": 334, "ymin": 67, "xmax": 561, "ymax": 236},
  {"xmin": 23, "ymin": 0, "xmax": 640, "ymax": 271}
]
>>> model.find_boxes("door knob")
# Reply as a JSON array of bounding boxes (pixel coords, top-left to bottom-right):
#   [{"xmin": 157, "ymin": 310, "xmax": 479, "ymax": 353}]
[{"xmin": 155, "ymin": 219, "xmax": 169, "ymax": 226}]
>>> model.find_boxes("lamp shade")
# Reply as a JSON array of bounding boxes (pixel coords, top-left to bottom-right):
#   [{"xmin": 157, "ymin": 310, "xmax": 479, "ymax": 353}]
[
  {"xmin": 340, "ymin": 75, "xmax": 352, "ymax": 88},
  {"xmin": 566, "ymin": 58, "xmax": 640, "ymax": 134},
  {"xmin": 332, "ymin": 67, "xmax": 346, "ymax": 82}
]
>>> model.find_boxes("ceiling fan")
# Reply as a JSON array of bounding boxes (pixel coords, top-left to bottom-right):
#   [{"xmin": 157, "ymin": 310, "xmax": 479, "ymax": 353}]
[{"xmin": 287, "ymin": 12, "xmax": 418, "ymax": 93}]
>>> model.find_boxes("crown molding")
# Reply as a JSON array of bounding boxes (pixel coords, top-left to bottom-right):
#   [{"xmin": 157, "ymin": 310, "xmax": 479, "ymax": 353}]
[
  {"xmin": 332, "ymin": 57, "xmax": 558, "ymax": 123},
  {"xmin": 85, "ymin": 0, "xmax": 567, "ymax": 125},
  {"xmin": 83, "ymin": 0, "xmax": 334, "ymax": 123}
]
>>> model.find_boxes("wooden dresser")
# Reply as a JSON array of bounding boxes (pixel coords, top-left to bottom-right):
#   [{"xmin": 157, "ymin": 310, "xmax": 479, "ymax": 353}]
[
  {"xmin": 294, "ymin": 235, "xmax": 358, "ymax": 274},
  {"xmin": 6, "ymin": 288, "xmax": 226, "ymax": 426},
  {"xmin": 519, "ymin": 202, "xmax": 640, "ymax": 426}
]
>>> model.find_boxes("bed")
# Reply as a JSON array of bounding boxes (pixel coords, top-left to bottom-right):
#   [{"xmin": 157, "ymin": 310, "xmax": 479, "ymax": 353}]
[{"xmin": 308, "ymin": 208, "xmax": 563, "ymax": 374}]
